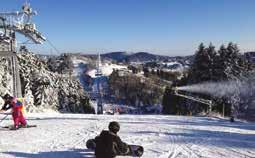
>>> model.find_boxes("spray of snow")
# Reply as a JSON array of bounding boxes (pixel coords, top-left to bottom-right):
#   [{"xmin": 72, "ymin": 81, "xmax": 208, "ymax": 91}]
[{"xmin": 176, "ymin": 78, "xmax": 254, "ymax": 98}]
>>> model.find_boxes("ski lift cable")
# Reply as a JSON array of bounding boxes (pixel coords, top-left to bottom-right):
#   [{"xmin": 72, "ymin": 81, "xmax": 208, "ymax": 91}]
[
  {"xmin": 46, "ymin": 38, "xmax": 61, "ymax": 55},
  {"xmin": 17, "ymin": 39, "xmax": 32, "ymax": 45}
]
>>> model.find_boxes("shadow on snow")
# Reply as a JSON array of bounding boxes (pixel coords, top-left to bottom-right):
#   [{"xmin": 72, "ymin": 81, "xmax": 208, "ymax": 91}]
[
  {"xmin": 133, "ymin": 128, "xmax": 255, "ymax": 149},
  {"xmin": 2, "ymin": 149, "xmax": 95, "ymax": 158}
]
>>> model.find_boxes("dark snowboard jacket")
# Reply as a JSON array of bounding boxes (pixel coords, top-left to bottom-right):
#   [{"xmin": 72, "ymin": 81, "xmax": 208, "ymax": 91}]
[
  {"xmin": 1, "ymin": 99, "xmax": 13, "ymax": 111},
  {"xmin": 95, "ymin": 130, "xmax": 129, "ymax": 158}
]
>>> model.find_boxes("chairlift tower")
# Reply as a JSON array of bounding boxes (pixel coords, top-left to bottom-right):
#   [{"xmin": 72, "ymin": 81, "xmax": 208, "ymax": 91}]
[
  {"xmin": 95, "ymin": 53, "xmax": 103, "ymax": 114},
  {"xmin": 0, "ymin": 2, "xmax": 46, "ymax": 97}
]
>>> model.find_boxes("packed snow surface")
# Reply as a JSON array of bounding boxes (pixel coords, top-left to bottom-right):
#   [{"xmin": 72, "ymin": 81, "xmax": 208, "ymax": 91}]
[{"xmin": 0, "ymin": 113, "xmax": 255, "ymax": 158}]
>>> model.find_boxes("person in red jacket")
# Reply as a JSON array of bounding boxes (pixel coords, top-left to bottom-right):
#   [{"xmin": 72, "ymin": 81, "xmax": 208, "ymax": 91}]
[{"xmin": 0, "ymin": 93, "xmax": 27, "ymax": 130}]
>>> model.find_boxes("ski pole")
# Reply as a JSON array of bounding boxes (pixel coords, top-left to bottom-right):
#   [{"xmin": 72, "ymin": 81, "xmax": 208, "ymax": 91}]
[{"xmin": 0, "ymin": 114, "xmax": 9, "ymax": 123}]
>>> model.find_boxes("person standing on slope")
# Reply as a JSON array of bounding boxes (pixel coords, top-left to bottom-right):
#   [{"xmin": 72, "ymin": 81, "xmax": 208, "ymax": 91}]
[
  {"xmin": 94, "ymin": 121, "xmax": 130, "ymax": 158},
  {"xmin": 0, "ymin": 93, "xmax": 27, "ymax": 130}
]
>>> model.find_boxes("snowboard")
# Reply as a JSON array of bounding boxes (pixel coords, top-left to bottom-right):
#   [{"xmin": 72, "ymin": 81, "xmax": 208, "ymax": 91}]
[
  {"xmin": 86, "ymin": 139, "xmax": 144, "ymax": 157},
  {"xmin": 1, "ymin": 124, "xmax": 37, "ymax": 130}
]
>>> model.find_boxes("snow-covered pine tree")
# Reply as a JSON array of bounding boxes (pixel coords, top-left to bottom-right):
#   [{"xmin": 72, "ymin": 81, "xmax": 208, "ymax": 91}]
[
  {"xmin": 186, "ymin": 43, "xmax": 216, "ymax": 114},
  {"xmin": 16, "ymin": 52, "xmax": 93, "ymax": 113}
]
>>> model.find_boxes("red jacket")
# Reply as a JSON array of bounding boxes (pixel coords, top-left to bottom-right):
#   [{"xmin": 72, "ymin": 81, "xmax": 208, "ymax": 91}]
[{"xmin": 1, "ymin": 97, "xmax": 24, "ymax": 116}]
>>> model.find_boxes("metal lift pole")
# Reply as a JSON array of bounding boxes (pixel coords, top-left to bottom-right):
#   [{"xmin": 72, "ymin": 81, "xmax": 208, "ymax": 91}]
[{"xmin": 0, "ymin": 3, "xmax": 46, "ymax": 97}]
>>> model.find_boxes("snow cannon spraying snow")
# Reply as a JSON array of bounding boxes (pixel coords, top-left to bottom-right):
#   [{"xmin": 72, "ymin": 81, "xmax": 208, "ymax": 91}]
[{"xmin": 172, "ymin": 86, "xmax": 213, "ymax": 113}]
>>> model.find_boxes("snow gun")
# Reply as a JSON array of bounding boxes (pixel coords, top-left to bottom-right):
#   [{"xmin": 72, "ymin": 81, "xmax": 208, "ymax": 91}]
[{"xmin": 171, "ymin": 86, "xmax": 213, "ymax": 110}]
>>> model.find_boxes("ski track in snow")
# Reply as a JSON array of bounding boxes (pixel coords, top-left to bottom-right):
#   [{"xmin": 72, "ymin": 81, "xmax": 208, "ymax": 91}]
[{"xmin": 0, "ymin": 114, "xmax": 255, "ymax": 158}]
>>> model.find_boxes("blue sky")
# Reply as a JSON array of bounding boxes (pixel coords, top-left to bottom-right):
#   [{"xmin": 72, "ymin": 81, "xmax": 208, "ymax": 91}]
[{"xmin": 1, "ymin": 0, "xmax": 255, "ymax": 56}]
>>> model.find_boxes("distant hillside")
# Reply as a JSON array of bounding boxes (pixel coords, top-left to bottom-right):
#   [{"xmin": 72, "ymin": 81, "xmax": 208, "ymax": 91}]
[
  {"xmin": 125, "ymin": 52, "xmax": 167, "ymax": 62},
  {"xmin": 101, "ymin": 52, "xmax": 129, "ymax": 61},
  {"xmin": 244, "ymin": 52, "xmax": 255, "ymax": 63},
  {"xmin": 101, "ymin": 52, "xmax": 180, "ymax": 62}
]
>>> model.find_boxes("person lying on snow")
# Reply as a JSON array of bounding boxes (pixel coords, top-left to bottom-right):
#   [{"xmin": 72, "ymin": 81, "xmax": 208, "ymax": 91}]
[
  {"xmin": 95, "ymin": 121, "xmax": 130, "ymax": 158},
  {"xmin": 0, "ymin": 93, "xmax": 27, "ymax": 130}
]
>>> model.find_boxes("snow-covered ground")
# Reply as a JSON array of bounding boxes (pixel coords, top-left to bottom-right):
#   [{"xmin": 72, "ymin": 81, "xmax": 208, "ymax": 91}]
[
  {"xmin": 72, "ymin": 58, "xmax": 88, "ymax": 77},
  {"xmin": 0, "ymin": 113, "xmax": 255, "ymax": 158}
]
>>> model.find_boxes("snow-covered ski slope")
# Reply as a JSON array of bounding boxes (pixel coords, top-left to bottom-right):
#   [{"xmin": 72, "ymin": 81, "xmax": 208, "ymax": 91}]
[{"xmin": 0, "ymin": 113, "xmax": 255, "ymax": 158}]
